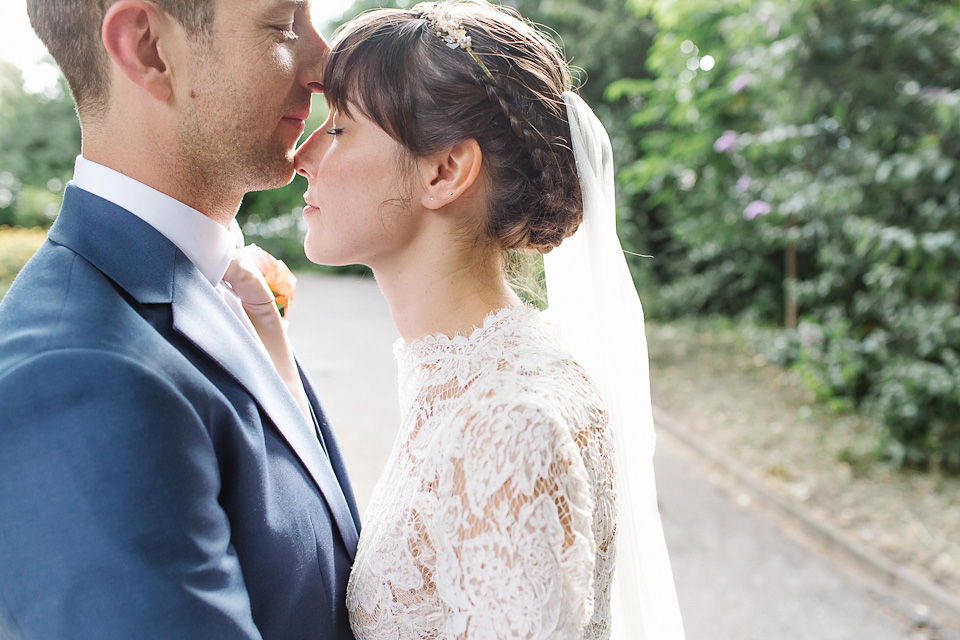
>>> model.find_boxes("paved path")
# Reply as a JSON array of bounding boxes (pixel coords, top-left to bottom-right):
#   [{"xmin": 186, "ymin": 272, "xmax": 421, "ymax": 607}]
[{"xmin": 288, "ymin": 272, "xmax": 919, "ymax": 640}]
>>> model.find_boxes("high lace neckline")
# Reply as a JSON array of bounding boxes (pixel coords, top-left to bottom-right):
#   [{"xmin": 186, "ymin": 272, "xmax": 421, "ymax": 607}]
[
  {"xmin": 393, "ymin": 304, "xmax": 540, "ymax": 365},
  {"xmin": 349, "ymin": 299, "xmax": 616, "ymax": 640}
]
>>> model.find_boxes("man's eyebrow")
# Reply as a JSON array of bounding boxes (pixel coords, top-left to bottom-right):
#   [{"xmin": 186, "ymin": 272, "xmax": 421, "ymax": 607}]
[
  {"xmin": 262, "ymin": 0, "xmax": 305, "ymax": 19},
  {"xmin": 268, "ymin": 0, "xmax": 305, "ymax": 12}
]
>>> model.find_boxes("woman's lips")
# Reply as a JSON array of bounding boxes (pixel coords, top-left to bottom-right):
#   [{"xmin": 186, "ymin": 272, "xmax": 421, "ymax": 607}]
[{"xmin": 302, "ymin": 204, "xmax": 320, "ymax": 216}]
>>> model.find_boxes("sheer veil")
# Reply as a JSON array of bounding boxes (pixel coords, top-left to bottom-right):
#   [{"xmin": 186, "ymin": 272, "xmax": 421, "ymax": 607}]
[{"xmin": 544, "ymin": 91, "xmax": 686, "ymax": 640}]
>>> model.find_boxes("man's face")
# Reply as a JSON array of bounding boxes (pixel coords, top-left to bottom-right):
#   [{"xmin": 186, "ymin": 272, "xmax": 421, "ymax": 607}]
[{"xmin": 175, "ymin": 0, "xmax": 328, "ymax": 196}]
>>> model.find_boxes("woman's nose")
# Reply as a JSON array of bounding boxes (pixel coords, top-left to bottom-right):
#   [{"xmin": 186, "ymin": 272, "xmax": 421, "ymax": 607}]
[{"xmin": 294, "ymin": 126, "xmax": 324, "ymax": 179}]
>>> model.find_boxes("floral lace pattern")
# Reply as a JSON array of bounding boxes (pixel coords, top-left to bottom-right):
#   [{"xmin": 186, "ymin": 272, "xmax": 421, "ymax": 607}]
[{"xmin": 346, "ymin": 305, "xmax": 616, "ymax": 639}]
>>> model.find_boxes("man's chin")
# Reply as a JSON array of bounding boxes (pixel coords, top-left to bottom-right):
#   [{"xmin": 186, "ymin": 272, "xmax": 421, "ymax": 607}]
[
  {"xmin": 247, "ymin": 157, "xmax": 298, "ymax": 193},
  {"xmin": 272, "ymin": 163, "xmax": 298, "ymax": 189}
]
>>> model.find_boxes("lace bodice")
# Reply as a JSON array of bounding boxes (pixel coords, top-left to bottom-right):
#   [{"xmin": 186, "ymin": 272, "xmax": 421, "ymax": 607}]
[{"xmin": 346, "ymin": 305, "xmax": 616, "ymax": 639}]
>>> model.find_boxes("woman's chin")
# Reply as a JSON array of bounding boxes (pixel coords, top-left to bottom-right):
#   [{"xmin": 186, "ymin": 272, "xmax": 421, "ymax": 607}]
[{"xmin": 304, "ymin": 243, "xmax": 354, "ymax": 268}]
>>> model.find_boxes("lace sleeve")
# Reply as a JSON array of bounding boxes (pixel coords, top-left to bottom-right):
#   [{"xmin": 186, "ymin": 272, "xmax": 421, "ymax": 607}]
[{"xmin": 432, "ymin": 392, "xmax": 597, "ymax": 639}]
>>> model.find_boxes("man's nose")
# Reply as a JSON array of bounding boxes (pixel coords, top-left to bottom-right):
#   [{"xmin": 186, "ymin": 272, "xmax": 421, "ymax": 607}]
[{"xmin": 299, "ymin": 22, "xmax": 329, "ymax": 93}]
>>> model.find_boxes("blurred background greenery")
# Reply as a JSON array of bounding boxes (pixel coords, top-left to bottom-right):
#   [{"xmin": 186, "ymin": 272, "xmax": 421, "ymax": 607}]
[{"xmin": 1, "ymin": 0, "xmax": 958, "ymax": 474}]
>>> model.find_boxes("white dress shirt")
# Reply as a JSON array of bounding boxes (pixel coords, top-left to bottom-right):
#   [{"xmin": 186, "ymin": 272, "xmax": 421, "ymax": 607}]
[{"xmin": 71, "ymin": 155, "xmax": 266, "ymax": 349}]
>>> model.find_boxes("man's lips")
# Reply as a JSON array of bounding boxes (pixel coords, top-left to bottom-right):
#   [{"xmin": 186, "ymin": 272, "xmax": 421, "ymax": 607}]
[
  {"xmin": 283, "ymin": 112, "xmax": 310, "ymax": 122},
  {"xmin": 282, "ymin": 107, "xmax": 311, "ymax": 129}
]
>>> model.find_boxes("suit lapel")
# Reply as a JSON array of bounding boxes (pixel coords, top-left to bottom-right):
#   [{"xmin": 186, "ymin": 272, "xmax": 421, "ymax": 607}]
[
  {"xmin": 298, "ymin": 362, "xmax": 362, "ymax": 535},
  {"xmin": 50, "ymin": 186, "xmax": 359, "ymax": 557},
  {"xmin": 171, "ymin": 252, "xmax": 360, "ymax": 557}
]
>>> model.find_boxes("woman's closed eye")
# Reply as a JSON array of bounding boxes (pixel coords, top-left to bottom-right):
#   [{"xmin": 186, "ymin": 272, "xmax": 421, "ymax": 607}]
[{"xmin": 326, "ymin": 127, "xmax": 344, "ymax": 136}]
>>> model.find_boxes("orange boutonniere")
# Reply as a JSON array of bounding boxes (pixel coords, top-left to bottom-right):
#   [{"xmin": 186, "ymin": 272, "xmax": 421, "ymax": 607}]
[{"xmin": 247, "ymin": 244, "xmax": 297, "ymax": 318}]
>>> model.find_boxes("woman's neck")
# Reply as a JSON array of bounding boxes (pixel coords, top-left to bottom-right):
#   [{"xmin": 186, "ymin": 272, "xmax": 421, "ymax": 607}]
[{"xmin": 372, "ymin": 239, "xmax": 522, "ymax": 342}]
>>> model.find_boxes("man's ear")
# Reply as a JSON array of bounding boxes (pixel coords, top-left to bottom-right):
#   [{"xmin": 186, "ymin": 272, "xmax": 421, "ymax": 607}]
[
  {"xmin": 101, "ymin": 0, "xmax": 177, "ymax": 102},
  {"xmin": 419, "ymin": 138, "xmax": 484, "ymax": 210}
]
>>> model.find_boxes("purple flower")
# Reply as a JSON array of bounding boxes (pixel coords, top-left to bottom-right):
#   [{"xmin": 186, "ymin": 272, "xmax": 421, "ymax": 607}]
[
  {"xmin": 729, "ymin": 74, "xmax": 752, "ymax": 94},
  {"xmin": 797, "ymin": 322, "xmax": 824, "ymax": 349},
  {"xmin": 713, "ymin": 130, "xmax": 739, "ymax": 154},
  {"xmin": 736, "ymin": 175, "xmax": 752, "ymax": 192},
  {"xmin": 920, "ymin": 86, "xmax": 948, "ymax": 98},
  {"xmin": 744, "ymin": 200, "xmax": 772, "ymax": 220}
]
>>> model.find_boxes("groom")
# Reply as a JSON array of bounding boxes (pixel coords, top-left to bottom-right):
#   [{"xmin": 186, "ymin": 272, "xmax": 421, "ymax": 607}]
[{"xmin": 0, "ymin": 1, "xmax": 359, "ymax": 638}]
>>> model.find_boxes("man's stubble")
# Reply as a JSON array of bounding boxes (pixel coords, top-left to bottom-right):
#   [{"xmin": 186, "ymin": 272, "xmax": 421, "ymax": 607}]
[{"xmin": 174, "ymin": 46, "xmax": 299, "ymax": 212}]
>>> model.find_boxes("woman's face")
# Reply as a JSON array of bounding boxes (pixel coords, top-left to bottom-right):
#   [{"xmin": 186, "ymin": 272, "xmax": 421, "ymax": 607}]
[{"xmin": 294, "ymin": 108, "xmax": 422, "ymax": 267}]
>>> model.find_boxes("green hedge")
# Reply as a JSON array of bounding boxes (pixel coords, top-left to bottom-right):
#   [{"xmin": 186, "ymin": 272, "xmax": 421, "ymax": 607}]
[{"xmin": 619, "ymin": 0, "xmax": 960, "ymax": 471}]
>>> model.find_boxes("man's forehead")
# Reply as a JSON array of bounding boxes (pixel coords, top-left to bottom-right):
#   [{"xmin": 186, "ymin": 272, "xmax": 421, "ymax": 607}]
[
  {"xmin": 226, "ymin": 0, "xmax": 307, "ymax": 13},
  {"xmin": 268, "ymin": 0, "xmax": 305, "ymax": 10}
]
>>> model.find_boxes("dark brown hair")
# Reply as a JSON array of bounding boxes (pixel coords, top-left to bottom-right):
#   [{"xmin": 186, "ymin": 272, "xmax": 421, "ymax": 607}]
[
  {"xmin": 27, "ymin": 0, "xmax": 214, "ymax": 119},
  {"xmin": 325, "ymin": 0, "xmax": 583, "ymax": 253}
]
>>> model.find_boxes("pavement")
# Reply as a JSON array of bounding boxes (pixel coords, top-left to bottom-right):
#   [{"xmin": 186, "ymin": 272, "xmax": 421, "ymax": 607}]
[{"xmin": 288, "ymin": 272, "xmax": 952, "ymax": 640}]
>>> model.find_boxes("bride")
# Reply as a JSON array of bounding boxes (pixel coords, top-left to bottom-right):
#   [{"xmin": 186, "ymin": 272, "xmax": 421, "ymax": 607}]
[{"xmin": 228, "ymin": 1, "xmax": 685, "ymax": 637}]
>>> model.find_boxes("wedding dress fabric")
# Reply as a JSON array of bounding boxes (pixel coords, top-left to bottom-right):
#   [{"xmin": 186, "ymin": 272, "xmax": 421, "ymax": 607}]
[
  {"xmin": 346, "ymin": 305, "xmax": 617, "ymax": 639},
  {"xmin": 544, "ymin": 92, "xmax": 685, "ymax": 639}
]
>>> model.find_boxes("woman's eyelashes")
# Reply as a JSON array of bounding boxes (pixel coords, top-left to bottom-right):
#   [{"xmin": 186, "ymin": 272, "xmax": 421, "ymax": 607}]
[{"xmin": 326, "ymin": 127, "xmax": 344, "ymax": 136}]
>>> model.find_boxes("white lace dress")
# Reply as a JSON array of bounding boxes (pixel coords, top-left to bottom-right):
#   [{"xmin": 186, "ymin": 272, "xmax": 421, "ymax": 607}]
[{"xmin": 346, "ymin": 305, "xmax": 616, "ymax": 640}]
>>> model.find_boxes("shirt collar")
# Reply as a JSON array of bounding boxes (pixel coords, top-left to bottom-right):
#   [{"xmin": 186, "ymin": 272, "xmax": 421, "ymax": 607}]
[{"xmin": 71, "ymin": 155, "xmax": 242, "ymax": 286}]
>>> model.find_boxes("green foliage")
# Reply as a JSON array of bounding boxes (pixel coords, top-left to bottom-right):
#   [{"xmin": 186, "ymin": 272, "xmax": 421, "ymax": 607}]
[
  {"xmin": 0, "ymin": 61, "xmax": 79, "ymax": 227},
  {"xmin": 622, "ymin": 0, "xmax": 960, "ymax": 471}
]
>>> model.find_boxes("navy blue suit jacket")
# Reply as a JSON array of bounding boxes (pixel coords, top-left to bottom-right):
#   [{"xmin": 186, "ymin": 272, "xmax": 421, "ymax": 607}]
[{"xmin": 0, "ymin": 186, "xmax": 360, "ymax": 639}]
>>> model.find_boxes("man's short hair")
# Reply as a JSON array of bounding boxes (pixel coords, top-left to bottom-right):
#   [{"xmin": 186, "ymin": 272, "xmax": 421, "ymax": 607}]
[{"xmin": 27, "ymin": 0, "xmax": 214, "ymax": 119}]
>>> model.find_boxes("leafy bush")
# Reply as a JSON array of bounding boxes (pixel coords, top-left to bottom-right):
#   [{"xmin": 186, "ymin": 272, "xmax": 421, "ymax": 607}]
[
  {"xmin": 622, "ymin": 0, "xmax": 960, "ymax": 471},
  {"xmin": 0, "ymin": 63, "xmax": 78, "ymax": 229}
]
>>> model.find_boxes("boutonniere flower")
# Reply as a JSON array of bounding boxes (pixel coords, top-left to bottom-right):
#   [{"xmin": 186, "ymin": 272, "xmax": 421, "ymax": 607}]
[{"xmin": 246, "ymin": 244, "xmax": 297, "ymax": 317}]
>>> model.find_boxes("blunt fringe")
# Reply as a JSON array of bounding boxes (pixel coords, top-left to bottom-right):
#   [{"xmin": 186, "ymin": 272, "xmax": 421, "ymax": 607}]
[{"xmin": 324, "ymin": 0, "xmax": 583, "ymax": 253}]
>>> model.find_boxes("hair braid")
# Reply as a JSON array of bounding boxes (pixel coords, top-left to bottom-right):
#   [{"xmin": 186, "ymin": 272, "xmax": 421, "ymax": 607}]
[{"xmin": 480, "ymin": 75, "xmax": 581, "ymax": 252}]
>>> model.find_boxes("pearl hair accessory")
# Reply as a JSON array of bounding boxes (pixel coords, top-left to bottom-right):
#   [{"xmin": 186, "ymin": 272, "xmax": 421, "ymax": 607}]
[{"xmin": 412, "ymin": 2, "xmax": 497, "ymax": 83}]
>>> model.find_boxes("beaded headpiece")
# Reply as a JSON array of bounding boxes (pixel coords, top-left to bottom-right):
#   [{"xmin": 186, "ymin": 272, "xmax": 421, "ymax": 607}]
[{"xmin": 412, "ymin": 2, "xmax": 497, "ymax": 84}]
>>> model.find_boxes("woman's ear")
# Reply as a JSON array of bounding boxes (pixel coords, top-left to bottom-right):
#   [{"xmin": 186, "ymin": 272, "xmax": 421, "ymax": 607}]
[
  {"xmin": 419, "ymin": 138, "xmax": 483, "ymax": 210},
  {"xmin": 102, "ymin": 0, "xmax": 177, "ymax": 102}
]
